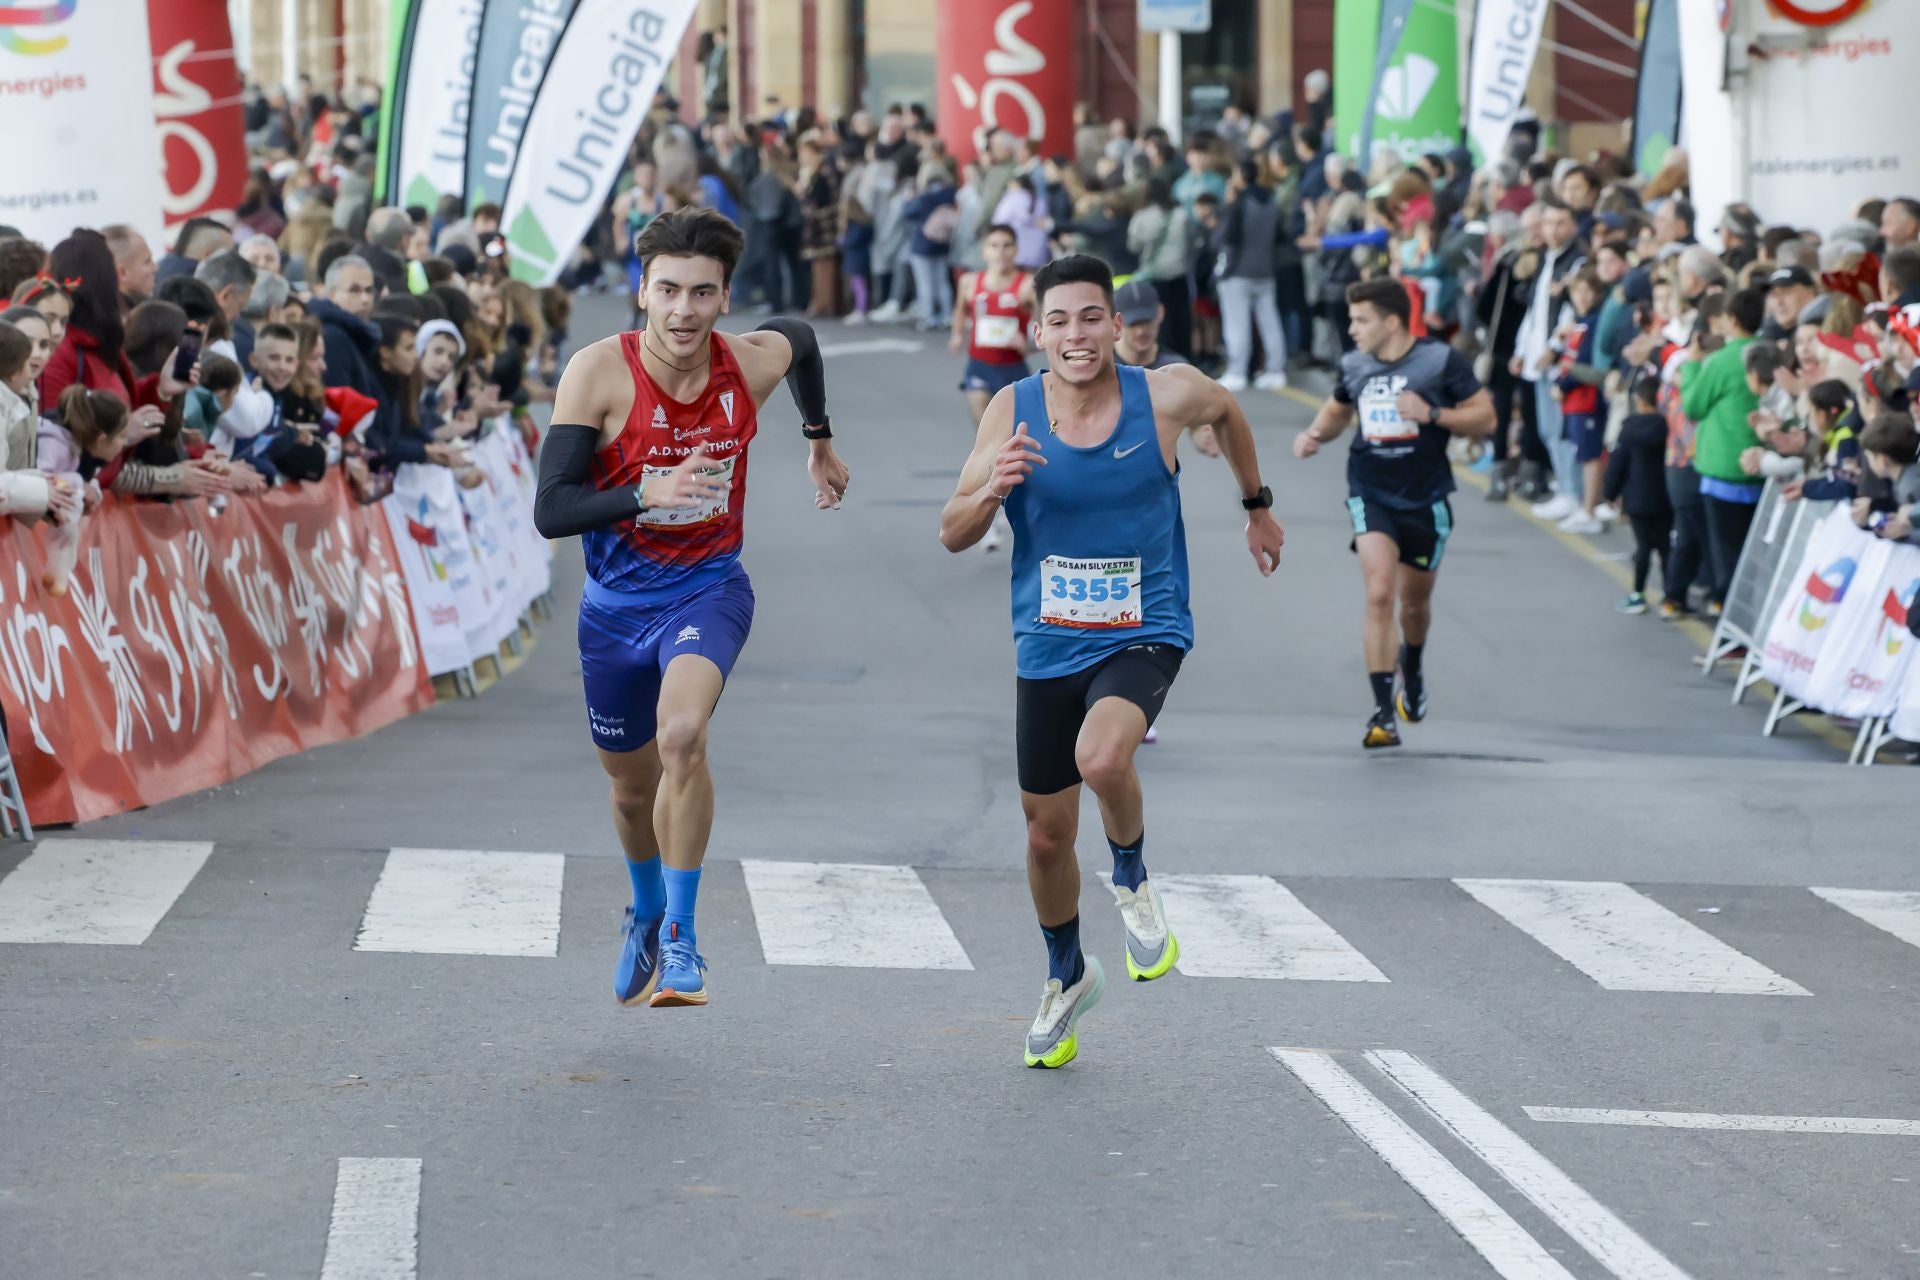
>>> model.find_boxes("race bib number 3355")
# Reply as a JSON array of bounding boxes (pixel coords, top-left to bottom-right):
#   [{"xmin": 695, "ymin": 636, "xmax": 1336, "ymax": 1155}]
[{"xmin": 1041, "ymin": 555, "xmax": 1142, "ymax": 629}]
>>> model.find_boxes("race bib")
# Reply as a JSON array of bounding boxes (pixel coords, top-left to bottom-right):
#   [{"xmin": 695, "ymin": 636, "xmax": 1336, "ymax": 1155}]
[
  {"xmin": 975, "ymin": 313, "xmax": 1022, "ymax": 350},
  {"xmin": 638, "ymin": 457, "xmax": 734, "ymax": 528},
  {"xmin": 1040, "ymin": 556, "xmax": 1142, "ymax": 629},
  {"xmin": 1359, "ymin": 387, "xmax": 1419, "ymax": 444}
]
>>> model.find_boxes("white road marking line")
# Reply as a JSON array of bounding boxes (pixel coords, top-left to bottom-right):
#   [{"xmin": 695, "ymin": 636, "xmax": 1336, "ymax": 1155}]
[
  {"xmin": 1809, "ymin": 886, "xmax": 1920, "ymax": 951},
  {"xmin": 321, "ymin": 1157, "xmax": 421, "ymax": 1280},
  {"xmin": 818, "ymin": 338, "xmax": 924, "ymax": 357},
  {"xmin": 1454, "ymin": 878, "xmax": 1807, "ymax": 995},
  {"xmin": 0, "ymin": 839, "xmax": 214, "ymax": 945},
  {"xmin": 1369, "ymin": 1051, "xmax": 1694, "ymax": 1280},
  {"xmin": 1525, "ymin": 1108, "xmax": 1920, "ymax": 1136},
  {"xmin": 1270, "ymin": 1048, "xmax": 1577, "ymax": 1280},
  {"xmin": 1158, "ymin": 874, "xmax": 1388, "ymax": 981},
  {"xmin": 742, "ymin": 859, "xmax": 972, "ymax": 969},
  {"xmin": 354, "ymin": 848, "xmax": 564, "ymax": 957}
]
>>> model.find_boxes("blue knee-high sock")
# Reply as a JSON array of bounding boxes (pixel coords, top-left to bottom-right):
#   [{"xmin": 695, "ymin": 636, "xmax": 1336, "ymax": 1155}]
[
  {"xmin": 1041, "ymin": 916, "xmax": 1084, "ymax": 988},
  {"xmin": 1109, "ymin": 830, "xmax": 1146, "ymax": 892},
  {"xmin": 662, "ymin": 866, "xmax": 702, "ymax": 944},
  {"xmin": 627, "ymin": 856, "xmax": 665, "ymax": 920}
]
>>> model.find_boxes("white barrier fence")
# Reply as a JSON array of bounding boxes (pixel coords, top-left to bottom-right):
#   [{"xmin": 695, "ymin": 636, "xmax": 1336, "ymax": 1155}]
[
  {"xmin": 381, "ymin": 422, "xmax": 554, "ymax": 691},
  {"xmin": 1711, "ymin": 490, "xmax": 1920, "ymax": 764}
]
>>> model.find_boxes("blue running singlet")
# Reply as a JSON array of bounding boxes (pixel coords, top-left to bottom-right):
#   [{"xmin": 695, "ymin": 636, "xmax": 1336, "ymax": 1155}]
[{"xmin": 1005, "ymin": 364, "xmax": 1193, "ymax": 679}]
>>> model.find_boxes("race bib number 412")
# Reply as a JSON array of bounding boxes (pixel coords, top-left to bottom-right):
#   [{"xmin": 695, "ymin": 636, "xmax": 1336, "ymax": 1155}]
[
  {"xmin": 1359, "ymin": 385, "xmax": 1418, "ymax": 443},
  {"xmin": 1041, "ymin": 555, "xmax": 1142, "ymax": 628}
]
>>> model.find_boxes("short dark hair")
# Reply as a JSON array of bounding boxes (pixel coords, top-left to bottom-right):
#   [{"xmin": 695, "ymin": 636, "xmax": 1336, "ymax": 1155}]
[
  {"xmin": 1031, "ymin": 254, "xmax": 1114, "ymax": 312},
  {"xmin": 257, "ymin": 321, "xmax": 298, "ymax": 346},
  {"xmin": 1883, "ymin": 245, "xmax": 1920, "ymax": 298},
  {"xmin": 1345, "ymin": 278, "xmax": 1412, "ymax": 328},
  {"xmin": 1631, "ymin": 368, "xmax": 1661, "ymax": 407},
  {"xmin": 0, "ymin": 320, "xmax": 29, "ymax": 382},
  {"xmin": 1727, "ymin": 286, "xmax": 1767, "ymax": 335},
  {"xmin": 635, "ymin": 207, "xmax": 747, "ymax": 287},
  {"xmin": 1743, "ymin": 342, "xmax": 1784, "ymax": 387},
  {"xmin": 471, "ymin": 201, "xmax": 503, "ymax": 222},
  {"xmin": 1860, "ymin": 412, "xmax": 1918, "ymax": 465},
  {"xmin": 199, "ymin": 353, "xmax": 243, "ymax": 394},
  {"xmin": 1667, "ymin": 198, "xmax": 1695, "ymax": 231},
  {"xmin": 984, "ymin": 223, "xmax": 1018, "ymax": 242}
]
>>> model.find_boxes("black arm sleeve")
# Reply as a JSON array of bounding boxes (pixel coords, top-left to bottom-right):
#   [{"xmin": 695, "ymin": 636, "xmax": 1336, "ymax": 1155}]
[
  {"xmin": 751, "ymin": 317, "xmax": 829, "ymax": 427},
  {"xmin": 533, "ymin": 423, "xmax": 642, "ymax": 539}
]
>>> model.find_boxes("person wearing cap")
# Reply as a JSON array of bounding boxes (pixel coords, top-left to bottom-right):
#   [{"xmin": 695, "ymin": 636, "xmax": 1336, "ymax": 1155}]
[
  {"xmin": 1762, "ymin": 266, "xmax": 1819, "ymax": 343},
  {"xmin": 1116, "ymin": 278, "xmax": 1219, "ymax": 468}
]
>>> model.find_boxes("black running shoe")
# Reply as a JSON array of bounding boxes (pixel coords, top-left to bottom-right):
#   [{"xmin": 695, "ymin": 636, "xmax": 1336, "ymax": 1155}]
[
  {"xmin": 1397, "ymin": 647, "xmax": 1427, "ymax": 723},
  {"xmin": 1363, "ymin": 708, "xmax": 1402, "ymax": 749}
]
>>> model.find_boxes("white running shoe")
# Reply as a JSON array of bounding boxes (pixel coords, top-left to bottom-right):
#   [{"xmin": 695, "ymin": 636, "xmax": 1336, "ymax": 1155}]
[
  {"xmin": 1558, "ymin": 510, "xmax": 1604, "ymax": 534},
  {"xmin": 1594, "ymin": 501, "xmax": 1620, "ymax": 523},
  {"xmin": 843, "ymin": 311, "xmax": 868, "ymax": 326},
  {"xmin": 1529, "ymin": 494, "xmax": 1578, "ymax": 520},
  {"xmin": 1023, "ymin": 955, "xmax": 1105, "ymax": 1068},
  {"xmin": 1254, "ymin": 372, "xmax": 1290, "ymax": 392},
  {"xmin": 1217, "ymin": 372, "xmax": 1250, "ymax": 392},
  {"xmin": 1112, "ymin": 880, "xmax": 1179, "ymax": 981},
  {"xmin": 1142, "ymin": 724, "xmax": 1158, "ymax": 744},
  {"xmin": 869, "ymin": 301, "xmax": 903, "ymax": 323},
  {"xmin": 982, "ymin": 521, "xmax": 1005, "ymax": 553}
]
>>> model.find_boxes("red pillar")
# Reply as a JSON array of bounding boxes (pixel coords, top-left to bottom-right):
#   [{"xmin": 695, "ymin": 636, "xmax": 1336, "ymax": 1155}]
[{"xmin": 936, "ymin": 0, "xmax": 1076, "ymax": 165}]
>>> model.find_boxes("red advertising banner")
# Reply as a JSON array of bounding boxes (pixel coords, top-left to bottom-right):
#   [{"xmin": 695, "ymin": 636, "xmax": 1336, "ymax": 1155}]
[
  {"xmin": 148, "ymin": 0, "xmax": 249, "ymax": 229},
  {"xmin": 935, "ymin": 0, "xmax": 1076, "ymax": 166},
  {"xmin": 0, "ymin": 479, "xmax": 434, "ymax": 826}
]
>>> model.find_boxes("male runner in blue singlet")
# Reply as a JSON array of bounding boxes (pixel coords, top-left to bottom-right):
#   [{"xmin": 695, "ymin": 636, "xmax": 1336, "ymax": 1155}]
[
  {"xmin": 939, "ymin": 255, "xmax": 1286, "ymax": 1068},
  {"xmin": 535, "ymin": 208, "xmax": 849, "ymax": 1009}
]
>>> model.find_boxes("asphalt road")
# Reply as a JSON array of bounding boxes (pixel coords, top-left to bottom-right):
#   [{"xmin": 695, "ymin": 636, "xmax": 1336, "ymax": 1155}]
[{"xmin": 4, "ymin": 296, "xmax": 1918, "ymax": 1280}]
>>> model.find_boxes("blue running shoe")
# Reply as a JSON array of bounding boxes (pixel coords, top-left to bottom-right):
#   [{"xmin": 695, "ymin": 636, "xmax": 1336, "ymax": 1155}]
[
  {"xmin": 614, "ymin": 908, "xmax": 662, "ymax": 1007},
  {"xmin": 650, "ymin": 921, "xmax": 708, "ymax": 1007}
]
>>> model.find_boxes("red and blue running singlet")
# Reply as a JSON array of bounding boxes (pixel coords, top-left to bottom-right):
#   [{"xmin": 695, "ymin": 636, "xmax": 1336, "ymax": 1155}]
[{"xmin": 584, "ymin": 330, "xmax": 759, "ymax": 601}]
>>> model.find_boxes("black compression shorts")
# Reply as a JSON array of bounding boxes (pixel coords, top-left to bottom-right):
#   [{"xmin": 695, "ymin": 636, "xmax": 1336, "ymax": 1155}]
[{"xmin": 1015, "ymin": 643, "xmax": 1185, "ymax": 795}]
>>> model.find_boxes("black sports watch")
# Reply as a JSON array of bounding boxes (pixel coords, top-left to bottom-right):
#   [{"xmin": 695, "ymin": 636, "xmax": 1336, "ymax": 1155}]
[
  {"xmin": 801, "ymin": 418, "xmax": 833, "ymax": 440},
  {"xmin": 1241, "ymin": 485, "xmax": 1274, "ymax": 511}
]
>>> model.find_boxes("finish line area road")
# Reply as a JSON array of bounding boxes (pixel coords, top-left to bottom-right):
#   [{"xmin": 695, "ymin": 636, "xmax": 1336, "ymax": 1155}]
[{"xmin": 4, "ymin": 299, "xmax": 1917, "ymax": 1280}]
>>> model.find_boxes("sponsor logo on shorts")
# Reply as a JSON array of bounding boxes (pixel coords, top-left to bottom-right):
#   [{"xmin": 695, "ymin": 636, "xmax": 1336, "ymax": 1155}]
[
  {"xmin": 675, "ymin": 625, "xmax": 701, "ymax": 644},
  {"xmin": 588, "ymin": 708, "xmax": 626, "ymax": 739}
]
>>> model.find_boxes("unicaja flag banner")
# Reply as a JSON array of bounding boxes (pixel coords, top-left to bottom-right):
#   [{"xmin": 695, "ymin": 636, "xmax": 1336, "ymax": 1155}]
[
  {"xmin": 500, "ymin": 0, "xmax": 697, "ymax": 285},
  {"xmin": 935, "ymin": 0, "xmax": 1077, "ymax": 166},
  {"xmin": 1631, "ymin": 0, "xmax": 1683, "ymax": 176},
  {"xmin": 1760, "ymin": 507, "xmax": 1879, "ymax": 702},
  {"xmin": 1465, "ymin": 0, "xmax": 1548, "ymax": 165},
  {"xmin": 1334, "ymin": 0, "xmax": 1460, "ymax": 163},
  {"xmin": 378, "ymin": 0, "xmax": 487, "ymax": 211},
  {"xmin": 464, "ymin": 0, "xmax": 581, "ymax": 207},
  {"xmin": 0, "ymin": 0, "xmax": 168, "ymax": 244}
]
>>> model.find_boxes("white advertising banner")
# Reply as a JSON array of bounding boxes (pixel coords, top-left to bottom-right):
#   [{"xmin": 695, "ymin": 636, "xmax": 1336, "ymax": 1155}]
[
  {"xmin": 1, "ymin": 0, "xmax": 167, "ymax": 245},
  {"xmin": 500, "ymin": 0, "xmax": 697, "ymax": 285},
  {"xmin": 388, "ymin": 0, "xmax": 486, "ymax": 212},
  {"xmin": 382, "ymin": 482, "xmax": 472, "ymax": 677},
  {"xmin": 1891, "ymin": 634, "xmax": 1920, "ymax": 745},
  {"xmin": 386, "ymin": 461, "xmax": 505, "ymax": 669},
  {"xmin": 1801, "ymin": 539, "xmax": 1919, "ymax": 720},
  {"xmin": 1465, "ymin": 0, "xmax": 1548, "ymax": 164},
  {"xmin": 1690, "ymin": 3, "xmax": 1920, "ymax": 235},
  {"xmin": 1759, "ymin": 508, "xmax": 1871, "ymax": 701}
]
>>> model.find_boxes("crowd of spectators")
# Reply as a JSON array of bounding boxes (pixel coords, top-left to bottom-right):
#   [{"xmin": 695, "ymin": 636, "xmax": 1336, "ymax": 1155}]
[
  {"xmin": 0, "ymin": 81, "xmax": 565, "ymax": 565},
  {"xmin": 3, "ymin": 45, "xmax": 1919, "ymax": 636}
]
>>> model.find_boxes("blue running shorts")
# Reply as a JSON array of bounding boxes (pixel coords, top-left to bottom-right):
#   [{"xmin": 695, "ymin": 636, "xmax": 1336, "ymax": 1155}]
[{"xmin": 577, "ymin": 567, "xmax": 755, "ymax": 751}]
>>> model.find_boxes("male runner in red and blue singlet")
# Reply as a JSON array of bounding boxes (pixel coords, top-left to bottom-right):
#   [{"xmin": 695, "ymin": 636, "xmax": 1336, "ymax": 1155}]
[{"xmin": 536, "ymin": 207, "xmax": 848, "ymax": 1009}]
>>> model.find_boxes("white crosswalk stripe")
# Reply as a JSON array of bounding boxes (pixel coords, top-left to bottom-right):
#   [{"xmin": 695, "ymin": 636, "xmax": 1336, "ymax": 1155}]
[
  {"xmin": 0, "ymin": 839, "xmax": 213, "ymax": 945},
  {"xmin": 742, "ymin": 859, "xmax": 972, "ymax": 969},
  {"xmin": 1157, "ymin": 874, "xmax": 1388, "ymax": 981},
  {"xmin": 1455, "ymin": 877, "xmax": 1809, "ymax": 995},
  {"xmin": 1809, "ymin": 886, "xmax": 1920, "ymax": 952},
  {"xmin": 321, "ymin": 1157, "xmax": 421, "ymax": 1280},
  {"xmin": 354, "ymin": 848, "xmax": 565, "ymax": 957}
]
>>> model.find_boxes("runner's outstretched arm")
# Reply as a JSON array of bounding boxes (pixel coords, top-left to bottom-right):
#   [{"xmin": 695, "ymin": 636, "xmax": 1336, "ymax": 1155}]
[
  {"xmin": 1151, "ymin": 365, "xmax": 1285, "ymax": 574},
  {"xmin": 1293, "ymin": 397, "xmax": 1356, "ymax": 459},
  {"xmin": 735, "ymin": 318, "xmax": 850, "ymax": 509},
  {"xmin": 941, "ymin": 386, "xmax": 1034, "ymax": 551}
]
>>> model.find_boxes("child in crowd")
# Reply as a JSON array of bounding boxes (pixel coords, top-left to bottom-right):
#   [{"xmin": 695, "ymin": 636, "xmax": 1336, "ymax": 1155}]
[
  {"xmin": 244, "ymin": 323, "xmax": 329, "ymax": 483},
  {"xmin": 1860, "ymin": 413, "xmax": 1920, "ymax": 544},
  {"xmin": 1604, "ymin": 370, "xmax": 1675, "ymax": 615},
  {"xmin": 0, "ymin": 320, "xmax": 75, "ymax": 524},
  {"xmin": 36, "ymin": 386, "xmax": 157, "ymax": 590},
  {"xmin": 1550, "ymin": 267, "xmax": 1609, "ymax": 532},
  {"xmin": 1782, "ymin": 380, "xmax": 1863, "ymax": 503}
]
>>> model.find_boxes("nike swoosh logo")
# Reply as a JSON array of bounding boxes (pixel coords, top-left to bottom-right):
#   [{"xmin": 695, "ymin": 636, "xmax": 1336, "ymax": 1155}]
[{"xmin": 1113, "ymin": 442, "xmax": 1146, "ymax": 459}]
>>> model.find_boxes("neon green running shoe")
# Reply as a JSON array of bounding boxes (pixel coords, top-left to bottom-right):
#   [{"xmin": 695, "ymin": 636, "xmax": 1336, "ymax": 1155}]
[
  {"xmin": 1023, "ymin": 955, "xmax": 1105, "ymax": 1068},
  {"xmin": 1113, "ymin": 879, "xmax": 1180, "ymax": 981}
]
